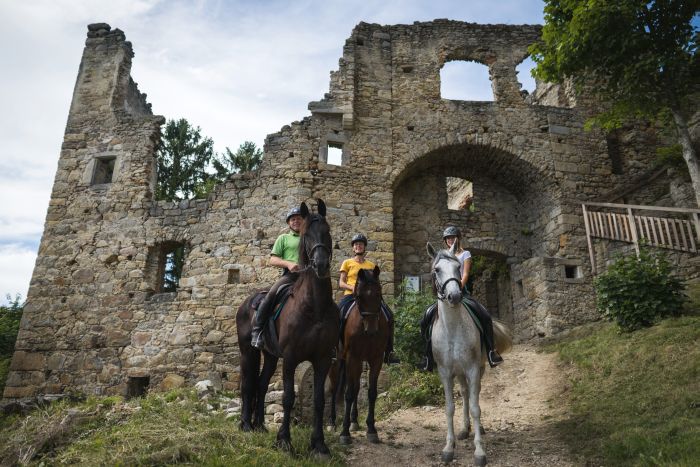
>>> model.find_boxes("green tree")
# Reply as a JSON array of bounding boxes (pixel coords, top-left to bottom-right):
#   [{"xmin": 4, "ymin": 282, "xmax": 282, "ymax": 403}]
[
  {"xmin": 156, "ymin": 119, "xmax": 216, "ymax": 202},
  {"xmin": 213, "ymin": 141, "xmax": 263, "ymax": 178},
  {"xmin": 530, "ymin": 0, "xmax": 700, "ymax": 205},
  {"xmin": 0, "ymin": 295, "xmax": 23, "ymax": 355}
]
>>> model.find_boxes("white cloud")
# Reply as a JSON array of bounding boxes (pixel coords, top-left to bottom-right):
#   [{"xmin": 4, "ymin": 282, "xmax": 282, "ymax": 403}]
[{"xmin": 0, "ymin": 0, "xmax": 545, "ymax": 298}]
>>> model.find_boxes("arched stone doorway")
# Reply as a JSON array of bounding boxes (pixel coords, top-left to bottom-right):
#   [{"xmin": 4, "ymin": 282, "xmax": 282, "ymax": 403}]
[{"xmin": 392, "ymin": 142, "xmax": 560, "ymax": 338}]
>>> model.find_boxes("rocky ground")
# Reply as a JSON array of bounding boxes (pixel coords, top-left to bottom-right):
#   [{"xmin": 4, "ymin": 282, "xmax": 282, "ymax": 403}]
[{"xmin": 339, "ymin": 344, "xmax": 577, "ymax": 466}]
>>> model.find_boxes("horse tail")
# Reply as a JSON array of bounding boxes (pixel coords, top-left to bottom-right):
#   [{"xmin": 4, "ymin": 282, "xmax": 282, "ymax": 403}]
[{"xmin": 493, "ymin": 319, "xmax": 513, "ymax": 355}]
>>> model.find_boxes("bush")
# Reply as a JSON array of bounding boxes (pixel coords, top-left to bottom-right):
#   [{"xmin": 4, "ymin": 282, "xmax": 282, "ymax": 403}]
[
  {"xmin": 594, "ymin": 250, "xmax": 685, "ymax": 332},
  {"xmin": 388, "ymin": 284, "xmax": 435, "ymax": 366},
  {"xmin": 0, "ymin": 295, "xmax": 24, "ymax": 355}
]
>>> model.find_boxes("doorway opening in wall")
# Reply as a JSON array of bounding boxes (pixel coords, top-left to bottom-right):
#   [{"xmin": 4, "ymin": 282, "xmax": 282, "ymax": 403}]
[
  {"xmin": 327, "ymin": 142, "xmax": 343, "ymax": 166},
  {"xmin": 127, "ymin": 376, "xmax": 150, "ymax": 399},
  {"xmin": 446, "ymin": 177, "xmax": 474, "ymax": 211},
  {"xmin": 440, "ymin": 60, "xmax": 493, "ymax": 101}
]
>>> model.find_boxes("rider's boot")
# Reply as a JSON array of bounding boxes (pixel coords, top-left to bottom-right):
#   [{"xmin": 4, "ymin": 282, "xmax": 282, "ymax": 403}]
[
  {"xmin": 384, "ymin": 323, "xmax": 400, "ymax": 364},
  {"xmin": 251, "ymin": 292, "xmax": 276, "ymax": 350},
  {"xmin": 483, "ymin": 322, "xmax": 503, "ymax": 367}
]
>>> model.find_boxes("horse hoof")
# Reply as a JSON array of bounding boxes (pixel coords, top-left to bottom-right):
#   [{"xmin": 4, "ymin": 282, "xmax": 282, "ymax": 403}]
[
  {"xmin": 457, "ymin": 429, "xmax": 468, "ymax": 440},
  {"xmin": 480, "ymin": 426, "xmax": 486, "ymax": 435},
  {"xmin": 275, "ymin": 439, "xmax": 293, "ymax": 452},
  {"xmin": 441, "ymin": 451, "xmax": 454, "ymax": 463},
  {"xmin": 240, "ymin": 423, "xmax": 253, "ymax": 432},
  {"xmin": 474, "ymin": 454, "xmax": 487, "ymax": 466},
  {"xmin": 366, "ymin": 433, "xmax": 380, "ymax": 444},
  {"xmin": 350, "ymin": 422, "xmax": 360, "ymax": 432},
  {"xmin": 312, "ymin": 450, "xmax": 331, "ymax": 460},
  {"xmin": 339, "ymin": 435, "xmax": 352, "ymax": 445}
]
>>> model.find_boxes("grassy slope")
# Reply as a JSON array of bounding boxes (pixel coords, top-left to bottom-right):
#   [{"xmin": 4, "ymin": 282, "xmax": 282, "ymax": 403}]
[
  {"xmin": 548, "ymin": 316, "xmax": 700, "ymax": 466},
  {"xmin": 0, "ymin": 389, "xmax": 346, "ymax": 466}
]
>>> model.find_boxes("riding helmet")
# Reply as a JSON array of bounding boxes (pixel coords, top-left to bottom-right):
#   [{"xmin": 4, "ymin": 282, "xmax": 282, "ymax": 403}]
[
  {"xmin": 442, "ymin": 225, "xmax": 461, "ymax": 239},
  {"xmin": 285, "ymin": 207, "xmax": 302, "ymax": 222},
  {"xmin": 350, "ymin": 233, "xmax": 368, "ymax": 246}
]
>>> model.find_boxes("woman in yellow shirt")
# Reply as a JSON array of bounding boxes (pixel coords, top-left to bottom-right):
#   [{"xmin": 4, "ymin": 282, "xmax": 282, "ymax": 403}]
[{"xmin": 338, "ymin": 234, "xmax": 397, "ymax": 363}]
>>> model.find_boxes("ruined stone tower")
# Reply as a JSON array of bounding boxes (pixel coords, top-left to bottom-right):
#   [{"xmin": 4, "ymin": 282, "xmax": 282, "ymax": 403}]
[{"xmin": 4, "ymin": 20, "xmax": 686, "ymax": 399}]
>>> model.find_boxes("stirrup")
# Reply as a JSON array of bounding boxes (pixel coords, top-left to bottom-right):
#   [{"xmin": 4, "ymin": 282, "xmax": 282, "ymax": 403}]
[
  {"xmin": 251, "ymin": 330, "xmax": 264, "ymax": 350},
  {"xmin": 488, "ymin": 350, "xmax": 503, "ymax": 367}
]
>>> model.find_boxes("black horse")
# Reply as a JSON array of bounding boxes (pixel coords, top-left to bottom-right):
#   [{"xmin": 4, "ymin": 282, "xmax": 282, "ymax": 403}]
[{"xmin": 236, "ymin": 199, "xmax": 339, "ymax": 456}]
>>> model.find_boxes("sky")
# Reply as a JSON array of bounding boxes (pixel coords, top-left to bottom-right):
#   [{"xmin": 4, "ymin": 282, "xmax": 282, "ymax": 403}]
[{"xmin": 0, "ymin": 0, "xmax": 545, "ymax": 304}]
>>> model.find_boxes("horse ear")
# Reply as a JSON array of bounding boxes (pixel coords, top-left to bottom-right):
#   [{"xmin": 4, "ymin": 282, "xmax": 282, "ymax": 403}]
[
  {"xmin": 449, "ymin": 241, "xmax": 457, "ymax": 255},
  {"xmin": 373, "ymin": 265, "xmax": 380, "ymax": 279},
  {"xmin": 426, "ymin": 242, "xmax": 436, "ymax": 259},
  {"xmin": 358, "ymin": 268, "xmax": 367, "ymax": 282},
  {"xmin": 300, "ymin": 202, "xmax": 310, "ymax": 218},
  {"xmin": 317, "ymin": 199, "xmax": 326, "ymax": 217}
]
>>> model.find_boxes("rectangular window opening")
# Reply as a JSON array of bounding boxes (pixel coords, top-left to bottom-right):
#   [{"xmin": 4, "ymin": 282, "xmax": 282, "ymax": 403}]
[
  {"xmin": 564, "ymin": 265, "xmax": 582, "ymax": 279},
  {"xmin": 327, "ymin": 143, "xmax": 343, "ymax": 166},
  {"xmin": 92, "ymin": 156, "xmax": 116, "ymax": 185},
  {"xmin": 127, "ymin": 376, "xmax": 150, "ymax": 399},
  {"xmin": 227, "ymin": 268, "xmax": 240, "ymax": 284}
]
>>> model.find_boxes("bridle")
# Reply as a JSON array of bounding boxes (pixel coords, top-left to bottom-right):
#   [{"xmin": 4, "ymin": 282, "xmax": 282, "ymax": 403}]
[
  {"xmin": 432, "ymin": 255, "xmax": 462, "ymax": 301},
  {"xmin": 299, "ymin": 215, "xmax": 332, "ymax": 271}
]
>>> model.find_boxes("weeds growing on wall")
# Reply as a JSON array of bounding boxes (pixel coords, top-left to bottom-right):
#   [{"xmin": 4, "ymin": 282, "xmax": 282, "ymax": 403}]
[
  {"xmin": 0, "ymin": 294, "xmax": 23, "ymax": 392},
  {"xmin": 594, "ymin": 249, "xmax": 685, "ymax": 332}
]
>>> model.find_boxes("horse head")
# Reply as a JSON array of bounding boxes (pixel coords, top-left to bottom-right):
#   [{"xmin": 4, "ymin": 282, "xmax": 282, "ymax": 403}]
[
  {"xmin": 426, "ymin": 242, "xmax": 462, "ymax": 305},
  {"xmin": 354, "ymin": 266, "xmax": 382, "ymax": 334},
  {"xmin": 299, "ymin": 199, "xmax": 332, "ymax": 279}
]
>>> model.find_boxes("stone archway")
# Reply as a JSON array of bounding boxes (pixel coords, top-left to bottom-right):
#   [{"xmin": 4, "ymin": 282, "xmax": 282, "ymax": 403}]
[{"xmin": 392, "ymin": 142, "xmax": 559, "ymax": 337}]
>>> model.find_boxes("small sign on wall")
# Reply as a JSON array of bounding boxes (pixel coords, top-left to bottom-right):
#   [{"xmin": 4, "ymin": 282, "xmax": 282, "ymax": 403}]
[{"xmin": 404, "ymin": 275, "xmax": 421, "ymax": 292}]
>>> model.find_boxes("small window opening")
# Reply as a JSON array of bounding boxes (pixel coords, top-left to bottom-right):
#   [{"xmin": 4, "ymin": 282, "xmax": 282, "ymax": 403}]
[
  {"xmin": 92, "ymin": 157, "xmax": 116, "ymax": 185},
  {"xmin": 327, "ymin": 143, "xmax": 343, "ymax": 166},
  {"xmin": 515, "ymin": 56, "xmax": 537, "ymax": 97},
  {"xmin": 605, "ymin": 131, "xmax": 624, "ymax": 174},
  {"xmin": 446, "ymin": 177, "xmax": 473, "ymax": 211},
  {"xmin": 564, "ymin": 265, "xmax": 582, "ymax": 279},
  {"xmin": 227, "ymin": 268, "xmax": 240, "ymax": 284},
  {"xmin": 440, "ymin": 60, "xmax": 493, "ymax": 101},
  {"xmin": 127, "ymin": 376, "xmax": 150, "ymax": 398},
  {"xmin": 161, "ymin": 244, "xmax": 185, "ymax": 292}
]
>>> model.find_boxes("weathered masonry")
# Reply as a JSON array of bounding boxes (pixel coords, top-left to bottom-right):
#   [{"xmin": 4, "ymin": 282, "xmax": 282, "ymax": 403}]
[{"xmin": 5, "ymin": 21, "xmax": 694, "ymax": 399}]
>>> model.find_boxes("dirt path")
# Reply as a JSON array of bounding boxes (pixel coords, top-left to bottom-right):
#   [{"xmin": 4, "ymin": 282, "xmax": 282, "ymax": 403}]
[{"xmin": 341, "ymin": 345, "xmax": 576, "ymax": 466}]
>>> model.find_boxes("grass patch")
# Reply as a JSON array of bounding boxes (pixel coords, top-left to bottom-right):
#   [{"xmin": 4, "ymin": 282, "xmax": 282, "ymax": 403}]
[
  {"xmin": 547, "ymin": 316, "xmax": 700, "ymax": 466},
  {"xmin": 0, "ymin": 389, "xmax": 346, "ymax": 466},
  {"xmin": 376, "ymin": 364, "xmax": 443, "ymax": 418}
]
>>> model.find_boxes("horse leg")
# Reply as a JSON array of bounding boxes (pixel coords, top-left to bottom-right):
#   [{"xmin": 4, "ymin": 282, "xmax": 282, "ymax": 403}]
[
  {"xmin": 365, "ymin": 358, "xmax": 382, "ymax": 443},
  {"xmin": 438, "ymin": 366, "xmax": 456, "ymax": 463},
  {"xmin": 456, "ymin": 373, "xmax": 470, "ymax": 440},
  {"xmin": 467, "ymin": 365, "xmax": 486, "ymax": 466},
  {"xmin": 309, "ymin": 357, "xmax": 332, "ymax": 457},
  {"xmin": 350, "ymin": 399, "xmax": 360, "ymax": 432},
  {"xmin": 253, "ymin": 353, "xmax": 278, "ymax": 431},
  {"xmin": 239, "ymin": 345, "xmax": 260, "ymax": 432},
  {"xmin": 275, "ymin": 359, "xmax": 296, "ymax": 453},
  {"xmin": 339, "ymin": 357, "xmax": 362, "ymax": 445}
]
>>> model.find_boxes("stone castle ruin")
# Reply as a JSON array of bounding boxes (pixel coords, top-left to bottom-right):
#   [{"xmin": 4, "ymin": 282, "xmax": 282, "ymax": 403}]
[{"xmin": 4, "ymin": 20, "xmax": 695, "ymax": 399}]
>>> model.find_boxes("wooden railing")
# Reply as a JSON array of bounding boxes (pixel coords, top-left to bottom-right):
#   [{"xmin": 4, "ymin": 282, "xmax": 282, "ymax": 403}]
[{"xmin": 582, "ymin": 202, "xmax": 700, "ymax": 274}]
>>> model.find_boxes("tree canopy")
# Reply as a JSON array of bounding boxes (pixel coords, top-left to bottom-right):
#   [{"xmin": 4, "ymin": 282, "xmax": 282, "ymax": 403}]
[
  {"xmin": 156, "ymin": 119, "xmax": 264, "ymax": 202},
  {"xmin": 529, "ymin": 0, "xmax": 700, "ymax": 204}
]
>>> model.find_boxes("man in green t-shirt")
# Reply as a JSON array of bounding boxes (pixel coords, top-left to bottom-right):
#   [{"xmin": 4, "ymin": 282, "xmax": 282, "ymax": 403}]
[{"xmin": 251, "ymin": 207, "xmax": 303, "ymax": 349}]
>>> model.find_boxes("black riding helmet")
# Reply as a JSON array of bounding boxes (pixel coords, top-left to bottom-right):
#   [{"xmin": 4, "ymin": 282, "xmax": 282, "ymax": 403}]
[
  {"xmin": 350, "ymin": 233, "xmax": 368, "ymax": 246},
  {"xmin": 442, "ymin": 225, "xmax": 461, "ymax": 240},
  {"xmin": 285, "ymin": 207, "xmax": 302, "ymax": 222}
]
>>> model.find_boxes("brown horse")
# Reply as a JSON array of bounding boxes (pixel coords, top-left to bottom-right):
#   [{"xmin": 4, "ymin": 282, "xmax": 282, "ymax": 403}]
[
  {"xmin": 328, "ymin": 266, "xmax": 388, "ymax": 445},
  {"xmin": 236, "ymin": 199, "xmax": 339, "ymax": 457}
]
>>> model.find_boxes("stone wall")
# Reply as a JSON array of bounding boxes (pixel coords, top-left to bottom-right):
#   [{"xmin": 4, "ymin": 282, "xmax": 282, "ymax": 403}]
[{"xmin": 4, "ymin": 20, "xmax": 695, "ymax": 399}]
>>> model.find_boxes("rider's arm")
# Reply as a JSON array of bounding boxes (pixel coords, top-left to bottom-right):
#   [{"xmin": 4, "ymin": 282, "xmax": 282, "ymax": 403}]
[
  {"xmin": 338, "ymin": 270, "xmax": 353, "ymax": 292},
  {"xmin": 269, "ymin": 254, "xmax": 299, "ymax": 272},
  {"xmin": 461, "ymin": 257, "xmax": 471, "ymax": 289}
]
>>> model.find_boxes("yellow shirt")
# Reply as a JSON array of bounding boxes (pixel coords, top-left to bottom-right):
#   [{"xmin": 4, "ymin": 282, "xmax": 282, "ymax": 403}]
[{"xmin": 340, "ymin": 258, "xmax": 376, "ymax": 295}]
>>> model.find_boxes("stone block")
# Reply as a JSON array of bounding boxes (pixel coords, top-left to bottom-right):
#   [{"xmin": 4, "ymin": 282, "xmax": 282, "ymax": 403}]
[{"xmin": 10, "ymin": 352, "xmax": 45, "ymax": 371}]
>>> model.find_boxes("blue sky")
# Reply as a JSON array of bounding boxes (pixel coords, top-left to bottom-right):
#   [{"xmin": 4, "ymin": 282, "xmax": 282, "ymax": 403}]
[{"xmin": 0, "ymin": 0, "xmax": 545, "ymax": 303}]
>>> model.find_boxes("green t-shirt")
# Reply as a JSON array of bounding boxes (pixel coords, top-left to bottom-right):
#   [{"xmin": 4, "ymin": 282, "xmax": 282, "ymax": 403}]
[{"xmin": 271, "ymin": 232, "xmax": 300, "ymax": 264}]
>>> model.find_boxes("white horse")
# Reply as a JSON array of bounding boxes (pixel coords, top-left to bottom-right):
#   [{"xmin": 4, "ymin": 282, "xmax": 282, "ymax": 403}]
[{"xmin": 427, "ymin": 242, "xmax": 512, "ymax": 465}]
